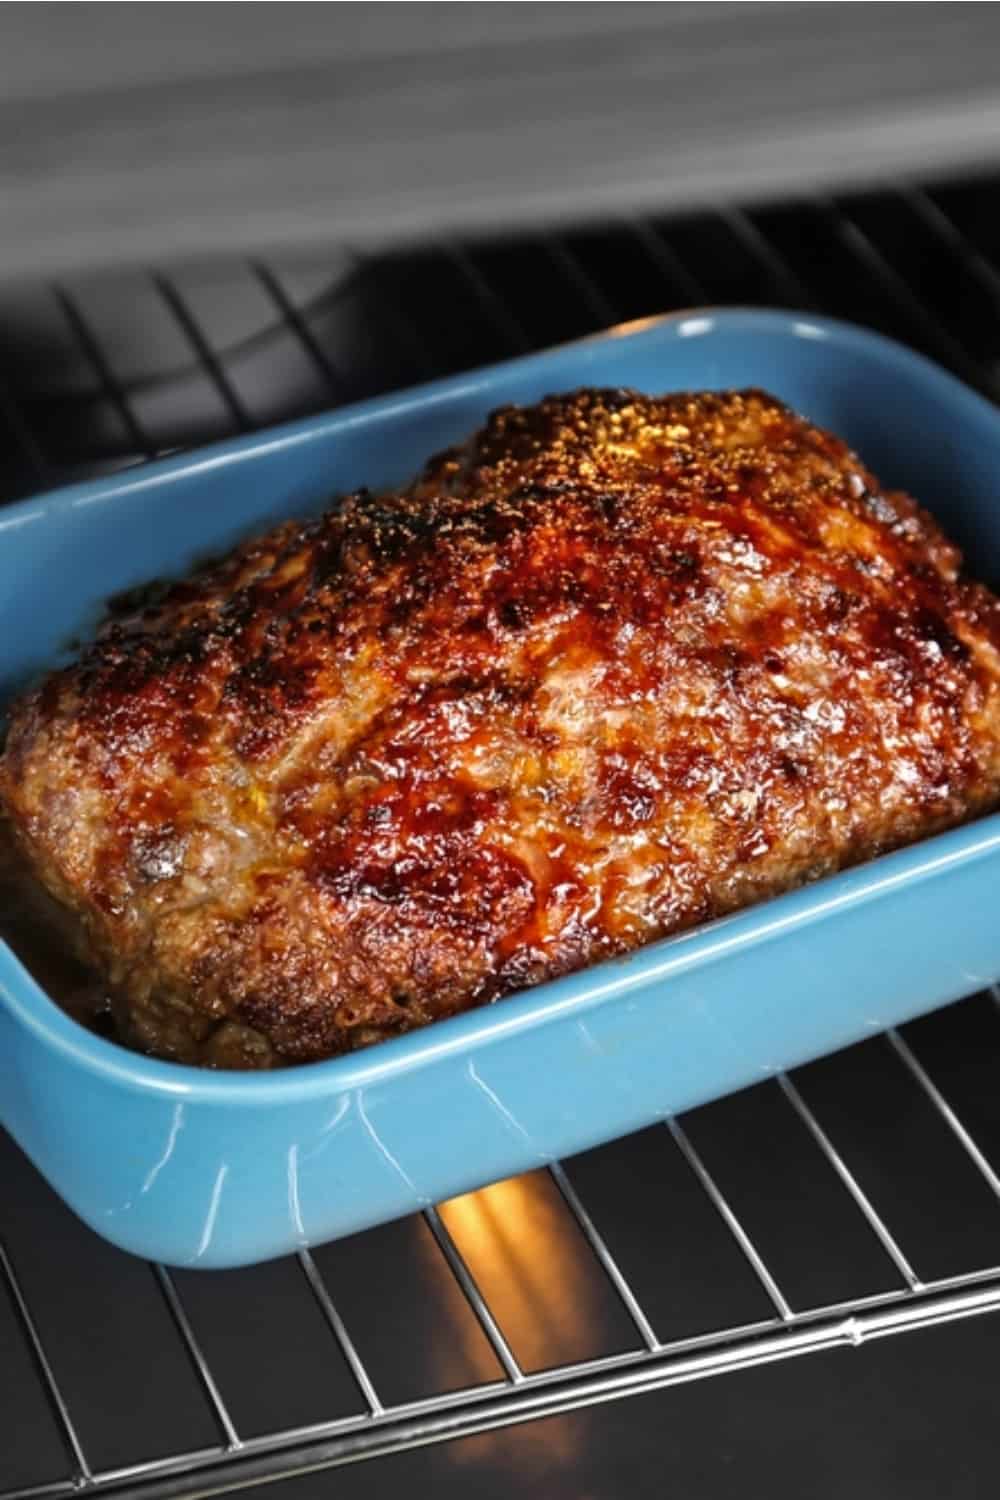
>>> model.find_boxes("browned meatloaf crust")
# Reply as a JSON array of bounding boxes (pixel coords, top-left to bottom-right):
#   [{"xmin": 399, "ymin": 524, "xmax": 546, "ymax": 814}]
[{"xmin": 4, "ymin": 388, "xmax": 1000, "ymax": 1067}]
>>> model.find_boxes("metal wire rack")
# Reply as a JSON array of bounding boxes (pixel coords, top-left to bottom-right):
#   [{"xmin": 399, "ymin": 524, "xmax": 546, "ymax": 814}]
[{"xmin": 3, "ymin": 175, "xmax": 1000, "ymax": 1500}]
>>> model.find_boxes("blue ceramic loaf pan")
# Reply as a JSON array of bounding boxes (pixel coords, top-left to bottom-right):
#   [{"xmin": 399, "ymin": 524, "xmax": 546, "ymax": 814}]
[{"xmin": 3, "ymin": 309, "xmax": 1000, "ymax": 1269}]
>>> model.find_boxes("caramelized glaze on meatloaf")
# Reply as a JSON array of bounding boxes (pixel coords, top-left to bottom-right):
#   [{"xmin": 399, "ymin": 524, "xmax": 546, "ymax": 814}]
[{"xmin": 4, "ymin": 388, "xmax": 1000, "ymax": 1067}]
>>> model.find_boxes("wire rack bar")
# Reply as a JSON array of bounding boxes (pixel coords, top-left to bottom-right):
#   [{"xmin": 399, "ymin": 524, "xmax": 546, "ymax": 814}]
[
  {"xmin": 665, "ymin": 1117, "xmax": 794, "ymax": 1321},
  {"xmin": 349, "ymin": 251, "xmax": 450, "ymax": 380},
  {"xmin": 421, "ymin": 1207, "xmax": 525, "ymax": 1385},
  {"xmin": 547, "ymin": 1161, "xmax": 661, "ymax": 1353},
  {"xmin": 4, "ymin": 1484, "xmax": 78, "ymax": 1500},
  {"xmin": 715, "ymin": 207, "xmax": 817, "ymax": 308},
  {"xmin": 56, "ymin": 1449, "xmax": 233, "ymax": 1500},
  {"xmin": 441, "ymin": 243, "xmax": 533, "ymax": 354},
  {"xmin": 151, "ymin": 1266, "xmax": 241, "ymax": 1453},
  {"xmin": 540, "ymin": 235, "xmax": 619, "ymax": 327},
  {"xmin": 12, "ymin": 1262, "xmax": 1000, "ymax": 1495},
  {"xmin": 776, "ymin": 1071, "xmax": 922, "ymax": 1290},
  {"xmin": 51, "ymin": 287, "xmax": 153, "ymax": 457},
  {"xmin": 151, "ymin": 276, "xmax": 251, "ymax": 433},
  {"xmin": 626, "ymin": 218, "xmax": 706, "ymax": 306},
  {"xmin": 0, "ymin": 1240, "xmax": 91, "ymax": 1482},
  {"xmin": 296, "ymin": 1251, "xmax": 384, "ymax": 1417},
  {"xmin": 0, "ymin": 381, "xmax": 51, "ymax": 483},
  {"xmin": 815, "ymin": 196, "xmax": 993, "ymax": 393},
  {"xmin": 7, "ymin": 1254, "xmax": 1000, "ymax": 1500},
  {"xmin": 789, "ymin": 1261, "xmax": 1000, "ymax": 1326},
  {"xmin": 42, "ymin": 1270, "xmax": 1000, "ymax": 1500},
  {"xmin": 251, "ymin": 263, "xmax": 344, "ymax": 398},
  {"xmin": 885, "ymin": 1028, "xmax": 1000, "ymax": 1202},
  {"xmin": 900, "ymin": 186, "xmax": 1000, "ymax": 307}
]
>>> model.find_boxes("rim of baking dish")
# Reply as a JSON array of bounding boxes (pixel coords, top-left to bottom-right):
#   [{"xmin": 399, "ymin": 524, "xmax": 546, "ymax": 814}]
[{"xmin": 3, "ymin": 306, "xmax": 1000, "ymax": 1103}]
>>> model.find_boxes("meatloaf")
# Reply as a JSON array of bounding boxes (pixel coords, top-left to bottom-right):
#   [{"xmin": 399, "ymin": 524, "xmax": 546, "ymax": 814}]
[{"xmin": 4, "ymin": 388, "xmax": 1000, "ymax": 1067}]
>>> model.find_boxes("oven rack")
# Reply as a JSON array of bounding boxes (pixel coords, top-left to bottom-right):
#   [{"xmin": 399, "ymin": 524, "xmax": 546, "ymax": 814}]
[{"xmin": 3, "ymin": 175, "xmax": 1000, "ymax": 1499}]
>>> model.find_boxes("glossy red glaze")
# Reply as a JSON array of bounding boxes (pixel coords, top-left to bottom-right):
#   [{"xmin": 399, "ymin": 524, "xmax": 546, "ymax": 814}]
[{"xmin": 4, "ymin": 390, "xmax": 1000, "ymax": 1065}]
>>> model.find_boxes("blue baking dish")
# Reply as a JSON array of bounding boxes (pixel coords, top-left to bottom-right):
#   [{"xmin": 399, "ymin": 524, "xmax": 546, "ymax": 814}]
[{"xmin": 3, "ymin": 309, "xmax": 1000, "ymax": 1269}]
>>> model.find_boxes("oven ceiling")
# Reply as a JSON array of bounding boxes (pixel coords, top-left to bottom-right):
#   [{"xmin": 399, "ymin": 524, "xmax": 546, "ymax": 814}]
[{"xmin": 1, "ymin": 2, "xmax": 1000, "ymax": 281}]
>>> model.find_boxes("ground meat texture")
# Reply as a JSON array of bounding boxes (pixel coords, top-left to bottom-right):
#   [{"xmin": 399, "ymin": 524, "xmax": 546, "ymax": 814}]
[{"xmin": 4, "ymin": 388, "xmax": 1000, "ymax": 1067}]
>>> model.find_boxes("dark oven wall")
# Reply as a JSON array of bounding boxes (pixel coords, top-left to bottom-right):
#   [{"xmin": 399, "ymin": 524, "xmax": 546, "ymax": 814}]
[
  {"xmin": 4, "ymin": 172, "xmax": 1000, "ymax": 1500},
  {"xmin": 2, "ymin": 175, "xmax": 1000, "ymax": 503}
]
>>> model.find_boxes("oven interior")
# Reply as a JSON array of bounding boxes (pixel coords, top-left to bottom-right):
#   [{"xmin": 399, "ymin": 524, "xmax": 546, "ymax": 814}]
[{"xmin": 3, "ymin": 175, "xmax": 1000, "ymax": 1500}]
